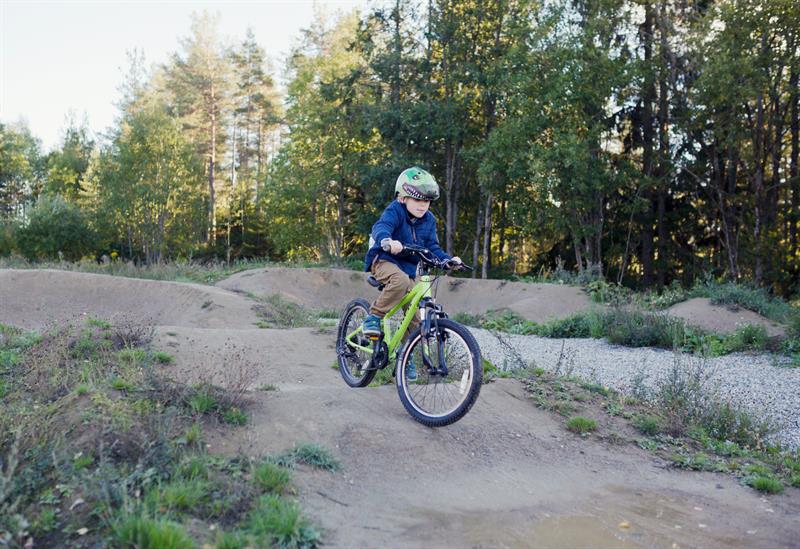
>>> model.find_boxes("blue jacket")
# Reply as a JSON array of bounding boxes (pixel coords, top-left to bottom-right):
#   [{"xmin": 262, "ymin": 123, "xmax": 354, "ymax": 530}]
[{"xmin": 364, "ymin": 200, "xmax": 451, "ymax": 279}]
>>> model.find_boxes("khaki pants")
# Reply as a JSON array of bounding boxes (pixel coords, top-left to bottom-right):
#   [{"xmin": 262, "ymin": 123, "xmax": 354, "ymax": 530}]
[{"xmin": 369, "ymin": 260, "xmax": 420, "ymax": 337}]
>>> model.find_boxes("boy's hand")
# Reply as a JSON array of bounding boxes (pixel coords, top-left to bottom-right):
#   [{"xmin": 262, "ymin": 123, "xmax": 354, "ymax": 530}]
[{"xmin": 381, "ymin": 238, "xmax": 403, "ymax": 254}]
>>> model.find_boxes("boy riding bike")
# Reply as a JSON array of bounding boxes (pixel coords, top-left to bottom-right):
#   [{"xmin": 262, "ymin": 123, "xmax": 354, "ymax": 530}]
[{"xmin": 362, "ymin": 167, "xmax": 463, "ymax": 379}]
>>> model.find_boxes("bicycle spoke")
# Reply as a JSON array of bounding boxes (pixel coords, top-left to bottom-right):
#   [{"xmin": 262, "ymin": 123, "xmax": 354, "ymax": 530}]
[{"xmin": 400, "ymin": 325, "xmax": 477, "ymax": 419}]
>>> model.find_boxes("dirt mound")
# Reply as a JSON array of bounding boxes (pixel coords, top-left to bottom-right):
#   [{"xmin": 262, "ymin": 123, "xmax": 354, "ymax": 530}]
[
  {"xmin": 2, "ymin": 267, "xmax": 798, "ymax": 547},
  {"xmin": 667, "ymin": 297, "xmax": 785, "ymax": 337},
  {"xmin": 217, "ymin": 267, "xmax": 592, "ymax": 323},
  {"xmin": 0, "ymin": 269, "xmax": 260, "ymax": 330}
]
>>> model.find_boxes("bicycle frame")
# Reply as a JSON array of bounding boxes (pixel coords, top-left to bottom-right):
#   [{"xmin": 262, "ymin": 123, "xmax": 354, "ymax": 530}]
[{"xmin": 345, "ymin": 274, "xmax": 435, "ymax": 358}]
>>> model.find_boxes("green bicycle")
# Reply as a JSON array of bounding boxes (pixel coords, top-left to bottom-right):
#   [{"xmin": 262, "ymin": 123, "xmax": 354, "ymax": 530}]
[{"xmin": 336, "ymin": 244, "xmax": 483, "ymax": 427}]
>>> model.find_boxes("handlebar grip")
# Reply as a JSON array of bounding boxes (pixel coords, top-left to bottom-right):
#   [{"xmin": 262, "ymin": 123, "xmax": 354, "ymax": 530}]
[{"xmin": 380, "ymin": 238, "xmax": 397, "ymax": 252}]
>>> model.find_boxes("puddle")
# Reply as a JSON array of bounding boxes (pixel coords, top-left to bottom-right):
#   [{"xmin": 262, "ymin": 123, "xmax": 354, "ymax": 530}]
[
  {"xmin": 409, "ymin": 509, "xmax": 654, "ymax": 548},
  {"xmin": 526, "ymin": 515, "xmax": 642, "ymax": 548}
]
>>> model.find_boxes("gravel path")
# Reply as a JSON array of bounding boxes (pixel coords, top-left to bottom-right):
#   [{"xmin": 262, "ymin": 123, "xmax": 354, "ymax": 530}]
[{"xmin": 471, "ymin": 328, "xmax": 800, "ymax": 449}]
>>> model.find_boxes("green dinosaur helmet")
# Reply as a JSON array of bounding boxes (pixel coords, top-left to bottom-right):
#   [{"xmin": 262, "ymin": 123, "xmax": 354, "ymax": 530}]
[{"xmin": 395, "ymin": 167, "xmax": 440, "ymax": 201}]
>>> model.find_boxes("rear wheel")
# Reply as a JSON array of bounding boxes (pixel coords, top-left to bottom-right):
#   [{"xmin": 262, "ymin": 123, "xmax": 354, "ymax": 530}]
[
  {"xmin": 396, "ymin": 319, "xmax": 482, "ymax": 427},
  {"xmin": 336, "ymin": 298, "xmax": 376, "ymax": 387}
]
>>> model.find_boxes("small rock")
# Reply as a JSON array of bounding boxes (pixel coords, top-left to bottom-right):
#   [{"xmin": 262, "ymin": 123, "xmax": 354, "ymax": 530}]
[
  {"xmin": 619, "ymin": 521, "xmax": 630, "ymax": 529},
  {"xmin": 77, "ymin": 528, "xmax": 89, "ymax": 536}
]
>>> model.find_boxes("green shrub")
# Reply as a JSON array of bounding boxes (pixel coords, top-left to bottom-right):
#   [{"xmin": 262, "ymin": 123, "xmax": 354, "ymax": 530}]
[
  {"xmin": 536, "ymin": 313, "xmax": 593, "ymax": 338},
  {"xmin": 289, "ymin": 444, "xmax": 340, "ymax": 471},
  {"xmin": 111, "ymin": 376, "xmax": 134, "ymax": 391},
  {"xmin": 179, "ymin": 456, "xmax": 208, "ymax": 481},
  {"xmin": 0, "ymin": 221, "xmax": 17, "ymax": 257},
  {"xmin": 721, "ymin": 325, "xmax": 769, "ymax": 353},
  {"xmin": 633, "ymin": 414, "xmax": 662, "ymax": 436},
  {"xmin": 247, "ymin": 495, "xmax": 321, "ymax": 548},
  {"xmin": 603, "ymin": 309, "xmax": 684, "ymax": 349},
  {"xmin": 113, "ymin": 514, "xmax": 196, "ymax": 549},
  {"xmin": 587, "ymin": 280, "xmax": 631, "ymax": 305},
  {"xmin": 700, "ymin": 402, "xmax": 771, "ymax": 449},
  {"xmin": 566, "ymin": 416, "xmax": 597, "ymax": 434},
  {"xmin": 117, "ymin": 348, "xmax": 147, "ymax": 364},
  {"xmin": 147, "ymin": 479, "xmax": 210, "ymax": 512},
  {"xmin": 253, "ymin": 462, "xmax": 292, "ymax": 494},
  {"xmin": 222, "ymin": 407, "xmax": 248, "ymax": 426},
  {"xmin": 154, "ymin": 351, "xmax": 174, "ymax": 364},
  {"xmin": 693, "ymin": 280, "xmax": 795, "ymax": 324},
  {"xmin": 214, "ymin": 531, "xmax": 249, "ymax": 549},
  {"xmin": 746, "ymin": 475, "xmax": 784, "ymax": 494},
  {"xmin": 15, "ymin": 195, "xmax": 94, "ymax": 261},
  {"xmin": 87, "ymin": 317, "xmax": 111, "ymax": 330},
  {"xmin": 187, "ymin": 390, "xmax": 217, "ymax": 415}
]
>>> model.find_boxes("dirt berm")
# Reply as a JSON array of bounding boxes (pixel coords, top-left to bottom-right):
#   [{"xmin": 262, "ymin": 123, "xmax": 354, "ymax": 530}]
[
  {"xmin": 217, "ymin": 267, "xmax": 592, "ymax": 323},
  {"xmin": 1, "ymin": 267, "xmax": 798, "ymax": 547}
]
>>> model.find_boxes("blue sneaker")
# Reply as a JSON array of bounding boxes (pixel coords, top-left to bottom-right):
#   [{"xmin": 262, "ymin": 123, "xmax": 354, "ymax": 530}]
[
  {"xmin": 407, "ymin": 360, "xmax": 417, "ymax": 381},
  {"xmin": 361, "ymin": 314, "xmax": 382, "ymax": 337}
]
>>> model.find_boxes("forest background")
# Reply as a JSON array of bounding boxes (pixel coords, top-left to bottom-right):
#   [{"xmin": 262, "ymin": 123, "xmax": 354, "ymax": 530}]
[{"xmin": 1, "ymin": 0, "xmax": 799, "ymax": 297}]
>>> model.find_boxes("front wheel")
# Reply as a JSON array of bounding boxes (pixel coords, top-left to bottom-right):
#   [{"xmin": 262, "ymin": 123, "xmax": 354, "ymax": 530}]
[
  {"xmin": 336, "ymin": 298, "xmax": 376, "ymax": 387},
  {"xmin": 396, "ymin": 319, "xmax": 482, "ymax": 427}
]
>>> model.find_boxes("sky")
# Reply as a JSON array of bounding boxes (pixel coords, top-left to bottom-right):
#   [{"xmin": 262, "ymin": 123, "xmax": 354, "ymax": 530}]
[{"xmin": 0, "ymin": 0, "xmax": 369, "ymax": 151}]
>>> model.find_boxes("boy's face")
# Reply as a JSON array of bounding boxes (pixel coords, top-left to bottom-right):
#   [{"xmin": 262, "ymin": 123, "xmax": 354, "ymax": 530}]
[{"xmin": 401, "ymin": 197, "xmax": 431, "ymax": 218}]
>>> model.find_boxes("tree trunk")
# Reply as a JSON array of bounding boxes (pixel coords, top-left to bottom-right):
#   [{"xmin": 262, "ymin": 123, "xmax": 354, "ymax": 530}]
[
  {"xmin": 656, "ymin": 0, "xmax": 672, "ymax": 286},
  {"xmin": 209, "ymin": 91, "xmax": 217, "ymax": 245},
  {"xmin": 790, "ymin": 65, "xmax": 799, "ymax": 255},
  {"xmin": 753, "ymin": 89, "xmax": 766, "ymax": 285},
  {"xmin": 481, "ymin": 193, "xmax": 493, "ymax": 279},
  {"xmin": 640, "ymin": 0, "xmax": 656, "ymax": 285},
  {"xmin": 444, "ymin": 139, "xmax": 462, "ymax": 253},
  {"xmin": 472, "ymin": 201, "xmax": 482, "ymax": 279},
  {"xmin": 498, "ymin": 198, "xmax": 506, "ymax": 266}
]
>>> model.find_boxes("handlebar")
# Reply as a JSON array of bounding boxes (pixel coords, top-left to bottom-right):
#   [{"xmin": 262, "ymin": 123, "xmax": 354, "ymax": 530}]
[{"xmin": 381, "ymin": 242, "xmax": 473, "ymax": 271}]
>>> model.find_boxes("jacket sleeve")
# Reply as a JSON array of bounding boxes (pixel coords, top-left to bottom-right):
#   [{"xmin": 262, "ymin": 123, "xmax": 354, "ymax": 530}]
[
  {"xmin": 370, "ymin": 205, "xmax": 400, "ymax": 245},
  {"xmin": 427, "ymin": 218, "xmax": 451, "ymax": 261}
]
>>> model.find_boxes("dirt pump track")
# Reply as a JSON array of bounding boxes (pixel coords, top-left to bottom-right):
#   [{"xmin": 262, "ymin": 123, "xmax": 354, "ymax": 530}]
[{"xmin": 1, "ymin": 267, "xmax": 798, "ymax": 548}]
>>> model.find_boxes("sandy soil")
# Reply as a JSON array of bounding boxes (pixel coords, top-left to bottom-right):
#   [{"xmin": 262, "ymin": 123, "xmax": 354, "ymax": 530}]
[
  {"xmin": 218, "ymin": 267, "xmax": 593, "ymax": 323},
  {"xmin": 0, "ymin": 269, "xmax": 260, "ymax": 331},
  {"xmin": 2, "ymin": 267, "xmax": 798, "ymax": 548},
  {"xmin": 667, "ymin": 297, "xmax": 786, "ymax": 337}
]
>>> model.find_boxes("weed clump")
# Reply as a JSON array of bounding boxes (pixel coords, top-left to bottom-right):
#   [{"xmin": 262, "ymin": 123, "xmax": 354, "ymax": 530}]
[
  {"xmin": 247, "ymin": 494, "xmax": 321, "ymax": 548},
  {"xmin": 633, "ymin": 415, "xmax": 661, "ymax": 436},
  {"xmin": 112, "ymin": 515, "xmax": 196, "ymax": 549},
  {"xmin": 276, "ymin": 444, "xmax": 341, "ymax": 472},
  {"xmin": 746, "ymin": 475, "xmax": 784, "ymax": 494},
  {"xmin": 566, "ymin": 416, "xmax": 597, "ymax": 434},
  {"xmin": 253, "ymin": 462, "xmax": 292, "ymax": 494},
  {"xmin": 0, "ymin": 317, "xmax": 323, "ymax": 547}
]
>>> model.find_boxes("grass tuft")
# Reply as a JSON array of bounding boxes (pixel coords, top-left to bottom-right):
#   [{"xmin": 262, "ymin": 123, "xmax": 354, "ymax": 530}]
[
  {"xmin": 288, "ymin": 444, "xmax": 340, "ymax": 471},
  {"xmin": 153, "ymin": 351, "xmax": 174, "ymax": 364},
  {"xmin": 247, "ymin": 494, "xmax": 321, "ymax": 548},
  {"xmin": 147, "ymin": 479, "xmax": 210, "ymax": 512},
  {"xmin": 746, "ymin": 475, "xmax": 784, "ymax": 494},
  {"xmin": 633, "ymin": 414, "xmax": 662, "ymax": 436},
  {"xmin": 113, "ymin": 514, "xmax": 196, "ymax": 549},
  {"xmin": 566, "ymin": 416, "xmax": 597, "ymax": 434},
  {"xmin": 221, "ymin": 407, "xmax": 248, "ymax": 426},
  {"xmin": 253, "ymin": 462, "xmax": 293, "ymax": 494}
]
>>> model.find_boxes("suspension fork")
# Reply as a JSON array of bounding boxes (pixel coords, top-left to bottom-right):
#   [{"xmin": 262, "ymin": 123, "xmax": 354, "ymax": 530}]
[{"xmin": 420, "ymin": 299, "xmax": 448, "ymax": 376}]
